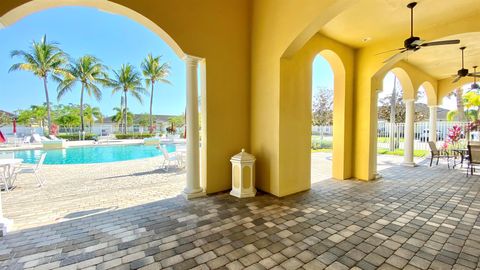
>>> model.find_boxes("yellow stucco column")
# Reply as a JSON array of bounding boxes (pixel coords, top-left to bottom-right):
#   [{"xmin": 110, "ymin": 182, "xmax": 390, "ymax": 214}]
[
  {"xmin": 429, "ymin": 106, "xmax": 438, "ymax": 142},
  {"xmin": 184, "ymin": 56, "xmax": 206, "ymax": 199},
  {"xmin": 403, "ymin": 99, "xmax": 416, "ymax": 167}
]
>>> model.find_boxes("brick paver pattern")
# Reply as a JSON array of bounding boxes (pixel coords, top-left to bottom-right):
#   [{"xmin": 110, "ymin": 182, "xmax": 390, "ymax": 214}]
[{"xmin": 0, "ymin": 157, "xmax": 479, "ymax": 269}]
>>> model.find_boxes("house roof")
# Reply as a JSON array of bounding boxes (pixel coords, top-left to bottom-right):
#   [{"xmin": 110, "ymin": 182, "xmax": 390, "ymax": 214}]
[
  {"xmin": 99, "ymin": 114, "xmax": 178, "ymax": 124},
  {"xmin": 0, "ymin": 110, "xmax": 14, "ymax": 118}
]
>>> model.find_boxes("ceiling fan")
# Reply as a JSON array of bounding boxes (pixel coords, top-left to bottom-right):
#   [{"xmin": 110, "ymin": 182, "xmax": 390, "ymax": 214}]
[
  {"xmin": 381, "ymin": 2, "xmax": 460, "ymax": 63},
  {"xmin": 451, "ymin": 47, "xmax": 480, "ymax": 83},
  {"xmin": 469, "ymin": 66, "xmax": 479, "ymax": 90}
]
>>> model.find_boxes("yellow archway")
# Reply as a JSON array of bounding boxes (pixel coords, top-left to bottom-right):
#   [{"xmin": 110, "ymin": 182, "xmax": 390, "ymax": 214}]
[
  {"xmin": 0, "ymin": 0, "xmax": 211, "ymax": 197},
  {"xmin": 313, "ymin": 50, "xmax": 347, "ymax": 181},
  {"xmin": 255, "ymin": 33, "xmax": 353, "ymax": 196}
]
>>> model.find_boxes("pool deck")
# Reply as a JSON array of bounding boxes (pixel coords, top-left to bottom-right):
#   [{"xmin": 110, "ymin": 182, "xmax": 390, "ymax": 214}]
[
  {"xmin": 0, "ymin": 138, "xmax": 187, "ymax": 151},
  {"xmin": 2, "ymin": 156, "xmax": 186, "ymax": 231}
]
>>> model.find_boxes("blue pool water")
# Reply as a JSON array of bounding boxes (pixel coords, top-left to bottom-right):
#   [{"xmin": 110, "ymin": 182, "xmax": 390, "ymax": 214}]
[{"xmin": 12, "ymin": 144, "xmax": 177, "ymax": 164}]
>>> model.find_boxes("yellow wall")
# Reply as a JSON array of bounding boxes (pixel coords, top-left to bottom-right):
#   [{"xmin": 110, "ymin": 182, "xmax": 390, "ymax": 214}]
[
  {"xmin": 277, "ymin": 34, "xmax": 354, "ymax": 196},
  {"xmin": 0, "ymin": 0, "xmax": 251, "ymax": 194},
  {"xmin": 250, "ymin": 1, "xmax": 354, "ymax": 196}
]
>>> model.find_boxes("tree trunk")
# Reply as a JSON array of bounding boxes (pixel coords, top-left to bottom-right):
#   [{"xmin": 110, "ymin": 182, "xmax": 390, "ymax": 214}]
[
  {"xmin": 149, "ymin": 81, "xmax": 155, "ymax": 133},
  {"xmin": 124, "ymin": 90, "xmax": 128, "ymax": 134},
  {"xmin": 43, "ymin": 76, "xmax": 52, "ymax": 135},
  {"xmin": 80, "ymin": 84, "xmax": 85, "ymax": 137},
  {"xmin": 456, "ymin": 88, "xmax": 465, "ymax": 121}
]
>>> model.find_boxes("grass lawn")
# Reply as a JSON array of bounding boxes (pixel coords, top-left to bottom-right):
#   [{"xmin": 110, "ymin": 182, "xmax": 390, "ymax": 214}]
[
  {"xmin": 312, "ymin": 149, "xmax": 332, "ymax": 153},
  {"xmin": 377, "ymin": 148, "xmax": 427, "ymax": 157},
  {"xmin": 377, "ymin": 137, "xmax": 405, "ymax": 143}
]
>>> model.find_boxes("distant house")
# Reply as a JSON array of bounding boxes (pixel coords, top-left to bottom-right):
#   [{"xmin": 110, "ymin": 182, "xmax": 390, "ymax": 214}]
[
  {"xmin": 97, "ymin": 114, "xmax": 180, "ymax": 133},
  {"xmin": 0, "ymin": 110, "xmax": 14, "ymax": 119}
]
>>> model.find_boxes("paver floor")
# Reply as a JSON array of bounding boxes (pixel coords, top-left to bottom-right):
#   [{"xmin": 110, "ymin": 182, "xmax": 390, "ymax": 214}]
[
  {"xmin": 2, "ymin": 157, "xmax": 185, "ymax": 230},
  {"xmin": 1, "ymin": 155, "xmax": 479, "ymax": 269}
]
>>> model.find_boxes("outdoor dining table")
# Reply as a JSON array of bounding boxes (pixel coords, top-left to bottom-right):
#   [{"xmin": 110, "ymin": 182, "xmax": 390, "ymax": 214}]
[
  {"xmin": 0, "ymin": 158, "xmax": 23, "ymax": 191},
  {"xmin": 451, "ymin": 149, "xmax": 468, "ymax": 169}
]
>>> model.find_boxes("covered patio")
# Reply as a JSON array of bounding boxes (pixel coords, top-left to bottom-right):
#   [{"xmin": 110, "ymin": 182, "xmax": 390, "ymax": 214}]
[
  {"xmin": 0, "ymin": 0, "xmax": 480, "ymax": 269},
  {"xmin": 0, "ymin": 160, "xmax": 479, "ymax": 269}
]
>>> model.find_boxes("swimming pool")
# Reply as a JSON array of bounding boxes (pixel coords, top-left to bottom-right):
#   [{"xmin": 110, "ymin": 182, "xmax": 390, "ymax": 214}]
[{"xmin": 11, "ymin": 144, "xmax": 178, "ymax": 164}]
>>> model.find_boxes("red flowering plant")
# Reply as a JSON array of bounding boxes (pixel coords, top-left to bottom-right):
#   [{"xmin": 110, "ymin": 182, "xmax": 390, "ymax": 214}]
[
  {"xmin": 444, "ymin": 125, "xmax": 464, "ymax": 150},
  {"xmin": 466, "ymin": 119, "xmax": 480, "ymax": 132},
  {"xmin": 49, "ymin": 124, "xmax": 59, "ymax": 136},
  {"xmin": 440, "ymin": 138, "xmax": 450, "ymax": 151}
]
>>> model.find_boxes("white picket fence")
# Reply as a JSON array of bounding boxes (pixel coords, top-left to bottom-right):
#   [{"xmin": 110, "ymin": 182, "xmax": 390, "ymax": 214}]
[{"xmin": 377, "ymin": 121, "xmax": 470, "ymax": 151}]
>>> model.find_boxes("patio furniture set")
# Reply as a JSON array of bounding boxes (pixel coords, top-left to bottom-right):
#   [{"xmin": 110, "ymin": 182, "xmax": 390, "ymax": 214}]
[
  {"xmin": 428, "ymin": 140, "xmax": 480, "ymax": 176},
  {"xmin": 0, "ymin": 152, "xmax": 46, "ymax": 192}
]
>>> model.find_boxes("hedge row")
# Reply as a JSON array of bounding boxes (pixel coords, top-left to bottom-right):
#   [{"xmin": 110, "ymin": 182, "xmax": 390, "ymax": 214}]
[
  {"xmin": 56, "ymin": 134, "xmax": 96, "ymax": 141},
  {"xmin": 114, "ymin": 134, "xmax": 155, "ymax": 139}
]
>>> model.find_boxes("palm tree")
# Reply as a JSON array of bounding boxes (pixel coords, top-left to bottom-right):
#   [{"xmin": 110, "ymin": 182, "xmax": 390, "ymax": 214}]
[
  {"xmin": 83, "ymin": 105, "xmax": 103, "ymax": 133},
  {"xmin": 141, "ymin": 54, "xmax": 171, "ymax": 132},
  {"xmin": 9, "ymin": 35, "xmax": 68, "ymax": 134},
  {"xmin": 447, "ymin": 88, "xmax": 466, "ymax": 121},
  {"xmin": 111, "ymin": 107, "xmax": 133, "ymax": 130},
  {"xmin": 108, "ymin": 64, "xmax": 147, "ymax": 134},
  {"xmin": 57, "ymin": 55, "xmax": 108, "ymax": 136}
]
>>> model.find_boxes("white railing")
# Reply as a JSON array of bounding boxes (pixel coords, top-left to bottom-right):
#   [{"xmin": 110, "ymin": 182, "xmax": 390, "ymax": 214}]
[{"xmin": 377, "ymin": 121, "xmax": 470, "ymax": 151}]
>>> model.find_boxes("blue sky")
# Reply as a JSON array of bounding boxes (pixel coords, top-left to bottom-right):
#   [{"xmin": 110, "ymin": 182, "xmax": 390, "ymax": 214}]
[
  {"xmin": 312, "ymin": 55, "xmax": 334, "ymax": 95},
  {"xmin": 0, "ymin": 7, "xmax": 186, "ymax": 117}
]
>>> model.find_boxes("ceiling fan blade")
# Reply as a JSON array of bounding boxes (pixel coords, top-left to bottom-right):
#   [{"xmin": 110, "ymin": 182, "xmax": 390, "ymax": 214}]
[
  {"xmin": 412, "ymin": 39, "xmax": 425, "ymax": 46},
  {"xmin": 421, "ymin": 39, "xmax": 460, "ymax": 47},
  {"xmin": 375, "ymin": 48, "xmax": 405, "ymax": 55},
  {"xmin": 468, "ymin": 74, "xmax": 480, "ymax": 78},
  {"xmin": 452, "ymin": 75, "xmax": 462, "ymax": 83},
  {"xmin": 383, "ymin": 50, "xmax": 408, "ymax": 63}
]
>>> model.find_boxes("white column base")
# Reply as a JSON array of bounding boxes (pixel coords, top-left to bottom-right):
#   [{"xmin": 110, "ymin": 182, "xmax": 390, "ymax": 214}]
[
  {"xmin": 183, "ymin": 188, "xmax": 206, "ymax": 199},
  {"xmin": 0, "ymin": 218, "xmax": 13, "ymax": 236},
  {"xmin": 230, "ymin": 188, "xmax": 256, "ymax": 198},
  {"xmin": 401, "ymin": 162, "xmax": 417, "ymax": 167}
]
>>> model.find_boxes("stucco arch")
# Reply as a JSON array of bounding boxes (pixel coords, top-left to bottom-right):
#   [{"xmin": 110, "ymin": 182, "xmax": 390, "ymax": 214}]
[
  {"xmin": 264, "ymin": 33, "xmax": 354, "ymax": 196},
  {"xmin": 313, "ymin": 49, "xmax": 349, "ymax": 180},
  {"xmin": 390, "ymin": 68, "xmax": 415, "ymax": 100},
  {"xmin": 0, "ymin": 0, "xmax": 186, "ymax": 59},
  {"xmin": 419, "ymin": 81, "xmax": 437, "ymax": 106}
]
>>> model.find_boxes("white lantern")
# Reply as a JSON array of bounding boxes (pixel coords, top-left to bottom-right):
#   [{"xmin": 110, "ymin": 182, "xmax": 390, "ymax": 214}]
[{"xmin": 230, "ymin": 149, "xmax": 256, "ymax": 198}]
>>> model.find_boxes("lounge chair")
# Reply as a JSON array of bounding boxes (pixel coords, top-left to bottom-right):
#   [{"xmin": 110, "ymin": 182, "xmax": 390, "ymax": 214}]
[
  {"xmin": 49, "ymin": 135, "xmax": 65, "ymax": 141},
  {"xmin": 466, "ymin": 144, "xmax": 480, "ymax": 176},
  {"xmin": 23, "ymin": 136, "xmax": 31, "ymax": 145},
  {"xmin": 159, "ymin": 145, "xmax": 184, "ymax": 171},
  {"xmin": 14, "ymin": 153, "xmax": 47, "ymax": 187},
  {"xmin": 32, "ymin": 134, "xmax": 50, "ymax": 143},
  {"xmin": 428, "ymin": 141, "xmax": 451, "ymax": 168}
]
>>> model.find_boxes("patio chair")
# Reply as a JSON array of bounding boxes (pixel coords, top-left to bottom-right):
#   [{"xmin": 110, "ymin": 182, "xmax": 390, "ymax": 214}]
[
  {"xmin": 159, "ymin": 145, "xmax": 184, "ymax": 172},
  {"xmin": 466, "ymin": 144, "xmax": 480, "ymax": 176},
  {"xmin": 14, "ymin": 153, "xmax": 47, "ymax": 187},
  {"xmin": 0, "ymin": 152, "xmax": 15, "ymax": 191},
  {"xmin": 428, "ymin": 141, "xmax": 451, "ymax": 168}
]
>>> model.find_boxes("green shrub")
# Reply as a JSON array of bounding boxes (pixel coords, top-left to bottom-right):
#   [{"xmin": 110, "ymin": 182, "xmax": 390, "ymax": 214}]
[
  {"xmin": 311, "ymin": 140, "xmax": 332, "ymax": 149},
  {"xmin": 114, "ymin": 133, "xmax": 154, "ymax": 139},
  {"xmin": 57, "ymin": 134, "xmax": 95, "ymax": 141}
]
